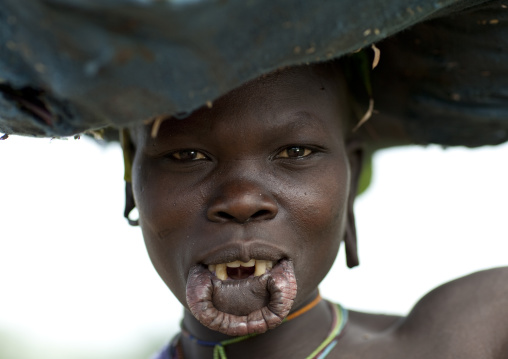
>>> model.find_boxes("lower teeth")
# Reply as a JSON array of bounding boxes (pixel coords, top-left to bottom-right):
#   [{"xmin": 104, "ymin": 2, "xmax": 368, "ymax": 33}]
[
  {"xmin": 254, "ymin": 261, "xmax": 266, "ymax": 276},
  {"xmin": 216, "ymin": 264, "xmax": 227, "ymax": 280}
]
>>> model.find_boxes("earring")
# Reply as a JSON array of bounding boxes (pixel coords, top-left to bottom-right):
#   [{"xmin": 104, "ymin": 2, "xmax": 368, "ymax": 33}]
[
  {"xmin": 124, "ymin": 181, "xmax": 139, "ymax": 226},
  {"xmin": 344, "ymin": 216, "xmax": 359, "ymax": 268}
]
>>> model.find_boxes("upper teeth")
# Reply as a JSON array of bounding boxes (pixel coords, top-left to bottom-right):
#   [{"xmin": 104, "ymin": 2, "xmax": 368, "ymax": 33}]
[
  {"xmin": 226, "ymin": 259, "xmax": 255, "ymax": 268},
  {"xmin": 209, "ymin": 259, "xmax": 274, "ymax": 280}
]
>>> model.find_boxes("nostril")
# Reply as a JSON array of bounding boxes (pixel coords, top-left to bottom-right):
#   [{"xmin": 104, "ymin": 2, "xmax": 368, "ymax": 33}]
[
  {"xmin": 214, "ymin": 209, "xmax": 275, "ymax": 223},
  {"xmin": 252, "ymin": 209, "xmax": 272, "ymax": 220},
  {"xmin": 218, "ymin": 211, "xmax": 235, "ymax": 220},
  {"xmin": 207, "ymin": 190, "xmax": 279, "ymax": 223}
]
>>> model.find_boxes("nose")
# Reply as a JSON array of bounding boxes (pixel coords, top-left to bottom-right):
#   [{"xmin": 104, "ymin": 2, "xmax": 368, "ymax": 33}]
[{"xmin": 206, "ymin": 181, "xmax": 278, "ymax": 224}]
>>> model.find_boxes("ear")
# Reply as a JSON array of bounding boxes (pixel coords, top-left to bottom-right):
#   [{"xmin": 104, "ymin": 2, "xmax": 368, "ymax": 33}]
[
  {"xmin": 120, "ymin": 129, "xmax": 139, "ymax": 226},
  {"xmin": 344, "ymin": 138, "xmax": 364, "ymax": 268}
]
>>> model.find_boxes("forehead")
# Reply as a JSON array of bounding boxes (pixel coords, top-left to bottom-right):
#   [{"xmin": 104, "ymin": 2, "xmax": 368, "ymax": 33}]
[{"xmin": 134, "ymin": 64, "xmax": 351, "ymax": 145}]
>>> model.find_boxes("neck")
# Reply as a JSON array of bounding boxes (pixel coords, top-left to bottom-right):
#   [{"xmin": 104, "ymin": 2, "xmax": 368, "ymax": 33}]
[{"xmin": 181, "ymin": 289, "xmax": 334, "ymax": 359}]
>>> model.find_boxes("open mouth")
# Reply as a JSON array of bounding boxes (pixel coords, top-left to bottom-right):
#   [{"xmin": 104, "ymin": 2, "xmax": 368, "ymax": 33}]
[
  {"xmin": 186, "ymin": 258, "xmax": 297, "ymax": 336},
  {"xmin": 208, "ymin": 259, "xmax": 275, "ymax": 280}
]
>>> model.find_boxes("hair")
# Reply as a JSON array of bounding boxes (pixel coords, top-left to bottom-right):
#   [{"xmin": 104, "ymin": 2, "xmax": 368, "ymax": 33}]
[{"xmin": 319, "ymin": 51, "xmax": 374, "ymax": 135}]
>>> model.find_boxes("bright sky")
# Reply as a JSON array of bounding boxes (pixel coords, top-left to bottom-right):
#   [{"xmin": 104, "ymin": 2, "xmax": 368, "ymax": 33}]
[{"xmin": 1, "ymin": 136, "xmax": 507, "ymax": 356}]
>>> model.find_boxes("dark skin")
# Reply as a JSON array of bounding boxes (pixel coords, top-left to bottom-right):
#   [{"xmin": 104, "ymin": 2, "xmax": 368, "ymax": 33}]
[{"xmin": 129, "ymin": 65, "xmax": 508, "ymax": 358}]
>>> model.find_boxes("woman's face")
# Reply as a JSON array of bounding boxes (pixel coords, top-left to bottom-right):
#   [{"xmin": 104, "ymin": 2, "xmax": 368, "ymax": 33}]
[{"xmin": 131, "ymin": 65, "xmax": 359, "ymax": 335}]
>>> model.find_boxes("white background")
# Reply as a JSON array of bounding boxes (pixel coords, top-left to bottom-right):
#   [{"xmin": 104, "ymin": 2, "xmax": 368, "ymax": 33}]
[{"xmin": 1, "ymin": 136, "xmax": 507, "ymax": 358}]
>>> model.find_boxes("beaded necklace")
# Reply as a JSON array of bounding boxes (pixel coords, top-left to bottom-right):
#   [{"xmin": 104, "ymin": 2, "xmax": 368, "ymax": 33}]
[{"xmin": 172, "ymin": 295, "xmax": 348, "ymax": 359}]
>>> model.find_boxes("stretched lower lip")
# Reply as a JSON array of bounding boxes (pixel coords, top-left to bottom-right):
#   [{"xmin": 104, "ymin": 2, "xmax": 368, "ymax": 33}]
[{"xmin": 186, "ymin": 259, "xmax": 297, "ymax": 336}]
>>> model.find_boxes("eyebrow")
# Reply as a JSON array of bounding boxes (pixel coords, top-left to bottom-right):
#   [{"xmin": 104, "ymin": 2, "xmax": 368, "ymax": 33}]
[
  {"xmin": 275, "ymin": 111, "xmax": 328, "ymax": 134},
  {"xmin": 143, "ymin": 117, "xmax": 204, "ymax": 143},
  {"xmin": 142, "ymin": 109, "xmax": 332, "ymax": 149}
]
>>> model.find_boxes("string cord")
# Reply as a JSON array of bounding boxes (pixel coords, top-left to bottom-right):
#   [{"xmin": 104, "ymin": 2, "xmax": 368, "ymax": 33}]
[{"xmin": 179, "ymin": 295, "xmax": 348, "ymax": 359}]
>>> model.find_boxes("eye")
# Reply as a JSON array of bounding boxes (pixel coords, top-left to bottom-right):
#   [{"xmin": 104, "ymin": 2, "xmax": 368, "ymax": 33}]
[
  {"xmin": 170, "ymin": 149, "xmax": 207, "ymax": 161},
  {"xmin": 276, "ymin": 146, "xmax": 313, "ymax": 159}
]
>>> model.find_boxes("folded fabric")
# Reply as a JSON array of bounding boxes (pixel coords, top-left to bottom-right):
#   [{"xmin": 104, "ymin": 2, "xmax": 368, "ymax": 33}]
[{"xmin": 0, "ymin": 0, "xmax": 507, "ymax": 149}]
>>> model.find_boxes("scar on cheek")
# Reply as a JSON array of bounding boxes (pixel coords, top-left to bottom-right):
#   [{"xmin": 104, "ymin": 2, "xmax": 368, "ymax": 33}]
[{"xmin": 157, "ymin": 229, "xmax": 173, "ymax": 241}]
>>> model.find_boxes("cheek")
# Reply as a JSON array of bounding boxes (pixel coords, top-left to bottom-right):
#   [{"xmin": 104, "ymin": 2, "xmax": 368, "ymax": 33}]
[
  {"xmin": 133, "ymin": 158, "xmax": 205, "ymax": 233},
  {"xmin": 132, "ymin": 159, "xmax": 201, "ymax": 302},
  {"xmin": 286, "ymin": 161, "xmax": 350, "ymax": 296},
  {"xmin": 290, "ymin": 165, "xmax": 349, "ymax": 242},
  {"xmin": 132, "ymin": 160, "xmax": 171, "ymax": 238}
]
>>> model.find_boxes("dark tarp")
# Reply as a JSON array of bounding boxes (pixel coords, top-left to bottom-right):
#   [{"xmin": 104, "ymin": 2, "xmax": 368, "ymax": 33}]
[{"xmin": 0, "ymin": 0, "xmax": 507, "ymax": 149}]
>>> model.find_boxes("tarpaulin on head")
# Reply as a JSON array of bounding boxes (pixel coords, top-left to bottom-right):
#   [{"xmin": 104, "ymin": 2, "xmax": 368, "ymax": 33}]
[{"xmin": 1, "ymin": 0, "xmax": 508, "ymax": 150}]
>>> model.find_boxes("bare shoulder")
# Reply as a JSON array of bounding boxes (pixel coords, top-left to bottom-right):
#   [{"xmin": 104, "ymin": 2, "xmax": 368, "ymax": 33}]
[
  {"xmin": 400, "ymin": 267, "xmax": 508, "ymax": 357},
  {"xmin": 407, "ymin": 267, "xmax": 508, "ymax": 322}
]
